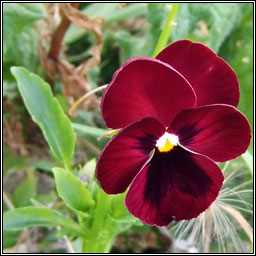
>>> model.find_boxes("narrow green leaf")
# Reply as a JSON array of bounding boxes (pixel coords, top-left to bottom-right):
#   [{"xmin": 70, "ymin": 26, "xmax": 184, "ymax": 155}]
[
  {"xmin": 30, "ymin": 198, "xmax": 44, "ymax": 207},
  {"xmin": 3, "ymin": 206, "xmax": 86, "ymax": 237},
  {"xmin": 72, "ymin": 122, "xmax": 106, "ymax": 137},
  {"xmin": 11, "ymin": 67, "xmax": 76, "ymax": 169},
  {"xmin": 152, "ymin": 3, "xmax": 180, "ymax": 57},
  {"xmin": 53, "ymin": 167, "xmax": 94, "ymax": 213},
  {"xmin": 104, "ymin": 129, "xmax": 120, "ymax": 138},
  {"xmin": 100, "ymin": 3, "xmax": 147, "ymax": 25},
  {"xmin": 4, "ymin": 207, "xmax": 60, "ymax": 230},
  {"xmin": 3, "ymin": 3, "xmax": 46, "ymax": 71},
  {"xmin": 32, "ymin": 160, "xmax": 56, "ymax": 172}
]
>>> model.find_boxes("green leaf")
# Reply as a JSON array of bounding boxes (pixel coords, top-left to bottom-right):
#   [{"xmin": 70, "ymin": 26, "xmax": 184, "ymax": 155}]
[
  {"xmin": 3, "ymin": 230, "xmax": 21, "ymax": 249},
  {"xmin": 35, "ymin": 191, "xmax": 57, "ymax": 205},
  {"xmin": 3, "ymin": 3, "xmax": 45, "ymax": 31},
  {"xmin": 98, "ymin": 3, "xmax": 147, "ymax": 25},
  {"xmin": 3, "ymin": 3, "xmax": 46, "ymax": 71},
  {"xmin": 230, "ymin": 40, "xmax": 253, "ymax": 126},
  {"xmin": 3, "ymin": 206, "xmax": 86, "ymax": 237},
  {"xmin": 72, "ymin": 122, "xmax": 106, "ymax": 137},
  {"xmin": 110, "ymin": 193, "xmax": 142, "ymax": 228},
  {"xmin": 104, "ymin": 129, "xmax": 120, "ymax": 138},
  {"xmin": 5, "ymin": 28, "xmax": 40, "ymax": 72},
  {"xmin": 11, "ymin": 67, "xmax": 76, "ymax": 169},
  {"xmin": 56, "ymin": 93, "xmax": 70, "ymax": 114},
  {"xmin": 30, "ymin": 198, "xmax": 44, "ymax": 207},
  {"xmin": 147, "ymin": 3, "xmax": 168, "ymax": 56},
  {"xmin": 209, "ymin": 3, "xmax": 239, "ymax": 52},
  {"xmin": 13, "ymin": 170, "xmax": 36, "ymax": 207},
  {"xmin": 114, "ymin": 30, "xmax": 152, "ymax": 62},
  {"xmin": 79, "ymin": 158, "xmax": 97, "ymax": 182},
  {"xmin": 32, "ymin": 160, "xmax": 56, "ymax": 172},
  {"xmin": 3, "ymin": 146, "xmax": 27, "ymax": 175},
  {"xmin": 148, "ymin": 3, "xmax": 167, "ymax": 37},
  {"xmin": 171, "ymin": 3, "xmax": 239, "ymax": 52},
  {"xmin": 53, "ymin": 167, "xmax": 94, "ymax": 213},
  {"xmin": 3, "ymin": 80, "xmax": 19, "ymax": 100},
  {"xmin": 171, "ymin": 4, "xmax": 199, "ymax": 42},
  {"xmin": 218, "ymin": 4, "xmax": 253, "ymax": 126}
]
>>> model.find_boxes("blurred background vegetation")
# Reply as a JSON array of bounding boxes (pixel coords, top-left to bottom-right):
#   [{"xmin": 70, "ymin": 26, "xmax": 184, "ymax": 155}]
[{"xmin": 3, "ymin": 3, "xmax": 253, "ymax": 253}]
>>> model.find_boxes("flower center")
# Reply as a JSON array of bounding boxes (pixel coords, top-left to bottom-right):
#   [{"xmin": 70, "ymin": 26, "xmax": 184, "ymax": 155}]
[{"xmin": 156, "ymin": 132, "xmax": 179, "ymax": 153}]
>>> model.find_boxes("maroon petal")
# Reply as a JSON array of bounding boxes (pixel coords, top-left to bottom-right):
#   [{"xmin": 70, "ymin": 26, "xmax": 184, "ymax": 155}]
[
  {"xmin": 156, "ymin": 40, "xmax": 239, "ymax": 107},
  {"xmin": 101, "ymin": 57, "xmax": 196, "ymax": 129},
  {"xmin": 125, "ymin": 147, "xmax": 224, "ymax": 226},
  {"xmin": 96, "ymin": 117, "xmax": 165, "ymax": 194},
  {"xmin": 168, "ymin": 104, "xmax": 251, "ymax": 162}
]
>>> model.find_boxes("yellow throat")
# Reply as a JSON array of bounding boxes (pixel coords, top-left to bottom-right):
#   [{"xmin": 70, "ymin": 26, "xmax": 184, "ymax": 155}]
[{"xmin": 156, "ymin": 132, "xmax": 179, "ymax": 153}]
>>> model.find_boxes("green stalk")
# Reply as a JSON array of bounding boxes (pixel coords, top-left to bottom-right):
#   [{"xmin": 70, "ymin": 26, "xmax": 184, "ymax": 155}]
[
  {"xmin": 105, "ymin": 3, "xmax": 147, "ymax": 25},
  {"xmin": 152, "ymin": 3, "xmax": 180, "ymax": 57},
  {"xmin": 63, "ymin": 162, "xmax": 71, "ymax": 172},
  {"xmin": 82, "ymin": 191, "xmax": 113, "ymax": 253}
]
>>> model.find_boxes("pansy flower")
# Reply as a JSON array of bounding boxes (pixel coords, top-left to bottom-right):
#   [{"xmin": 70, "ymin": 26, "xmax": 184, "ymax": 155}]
[{"xmin": 96, "ymin": 40, "xmax": 251, "ymax": 226}]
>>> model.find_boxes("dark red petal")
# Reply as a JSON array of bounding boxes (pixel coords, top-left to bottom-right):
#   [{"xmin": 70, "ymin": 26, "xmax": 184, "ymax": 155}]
[
  {"xmin": 168, "ymin": 104, "xmax": 251, "ymax": 162},
  {"xmin": 101, "ymin": 57, "xmax": 196, "ymax": 129},
  {"xmin": 156, "ymin": 40, "xmax": 239, "ymax": 107},
  {"xmin": 96, "ymin": 117, "xmax": 165, "ymax": 194},
  {"xmin": 125, "ymin": 147, "xmax": 224, "ymax": 226}
]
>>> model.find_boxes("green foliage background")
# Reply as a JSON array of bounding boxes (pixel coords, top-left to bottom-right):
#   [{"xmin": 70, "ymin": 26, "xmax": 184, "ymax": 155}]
[{"xmin": 3, "ymin": 3, "xmax": 253, "ymax": 253}]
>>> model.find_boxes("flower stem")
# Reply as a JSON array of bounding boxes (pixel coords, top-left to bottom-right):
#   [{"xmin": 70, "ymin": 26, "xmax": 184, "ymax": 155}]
[
  {"xmin": 82, "ymin": 191, "xmax": 114, "ymax": 253},
  {"xmin": 152, "ymin": 3, "xmax": 180, "ymax": 57}
]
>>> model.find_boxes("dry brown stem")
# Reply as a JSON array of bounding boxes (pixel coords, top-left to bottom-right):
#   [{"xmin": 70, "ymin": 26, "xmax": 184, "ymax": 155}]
[{"xmin": 39, "ymin": 3, "xmax": 103, "ymax": 111}]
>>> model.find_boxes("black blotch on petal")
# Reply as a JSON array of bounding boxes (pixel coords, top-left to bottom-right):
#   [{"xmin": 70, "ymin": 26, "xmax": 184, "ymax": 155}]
[
  {"xmin": 177, "ymin": 124, "xmax": 203, "ymax": 145},
  {"xmin": 131, "ymin": 131, "xmax": 159, "ymax": 153},
  {"xmin": 144, "ymin": 146, "xmax": 213, "ymax": 207}
]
